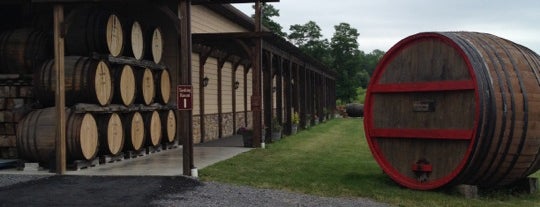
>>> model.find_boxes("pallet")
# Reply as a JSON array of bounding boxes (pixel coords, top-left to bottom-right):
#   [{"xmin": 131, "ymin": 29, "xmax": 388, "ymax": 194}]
[
  {"xmin": 68, "ymin": 158, "xmax": 100, "ymax": 171},
  {"xmin": 124, "ymin": 150, "xmax": 146, "ymax": 159},
  {"xmin": 161, "ymin": 140, "xmax": 179, "ymax": 150},
  {"xmin": 146, "ymin": 144, "xmax": 162, "ymax": 154},
  {"xmin": 99, "ymin": 153, "xmax": 125, "ymax": 164}
]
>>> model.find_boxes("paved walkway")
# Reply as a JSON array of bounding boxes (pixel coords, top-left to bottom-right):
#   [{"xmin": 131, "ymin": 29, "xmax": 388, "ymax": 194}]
[{"xmin": 0, "ymin": 135, "xmax": 253, "ymax": 176}]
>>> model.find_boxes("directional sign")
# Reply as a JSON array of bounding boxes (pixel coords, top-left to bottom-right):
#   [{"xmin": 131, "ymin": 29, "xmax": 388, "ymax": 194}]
[{"xmin": 177, "ymin": 85, "xmax": 192, "ymax": 110}]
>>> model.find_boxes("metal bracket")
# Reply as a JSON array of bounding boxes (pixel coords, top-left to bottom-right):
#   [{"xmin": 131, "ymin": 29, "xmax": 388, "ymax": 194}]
[{"xmin": 412, "ymin": 159, "xmax": 433, "ymax": 182}]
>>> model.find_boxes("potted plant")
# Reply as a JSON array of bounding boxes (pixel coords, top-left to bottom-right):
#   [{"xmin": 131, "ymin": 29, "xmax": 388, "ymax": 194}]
[
  {"xmin": 305, "ymin": 113, "xmax": 311, "ymax": 129},
  {"xmin": 291, "ymin": 112, "xmax": 299, "ymax": 134},
  {"xmin": 237, "ymin": 127, "xmax": 253, "ymax": 147},
  {"xmin": 271, "ymin": 117, "xmax": 282, "ymax": 141}
]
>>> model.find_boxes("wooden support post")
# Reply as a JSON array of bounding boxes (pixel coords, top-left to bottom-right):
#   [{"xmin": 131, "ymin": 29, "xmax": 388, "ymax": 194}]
[
  {"xmin": 53, "ymin": 4, "xmax": 66, "ymax": 175},
  {"xmin": 243, "ymin": 66, "xmax": 249, "ymax": 127},
  {"xmin": 284, "ymin": 60, "xmax": 292, "ymax": 134},
  {"xmin": 217, "ymin": 58, "xmax": 225, "ymax": 138},
  {"xmin": 263, "ymin": 52, "xmax": 273, "ymax": 142},
  {"xmin": 251, "ymin": 0, "xmax": 263, "ymax": 148},
  {"xmin": 179, "ymin": 0, "xmax": 194, "ymax": 176},
  {"xmin": 276, "ymin": 57, "xmax": 283, "ymax": 127},
  {"xmin": 232, "ymin": 62, "xmax": 239, "ymax": 133}
]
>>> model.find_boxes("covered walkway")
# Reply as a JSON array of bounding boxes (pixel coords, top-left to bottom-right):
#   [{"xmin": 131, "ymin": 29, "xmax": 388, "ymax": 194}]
[{"xmin": 0, "ymin": 136, "xmax": 251, "ymax": 176}]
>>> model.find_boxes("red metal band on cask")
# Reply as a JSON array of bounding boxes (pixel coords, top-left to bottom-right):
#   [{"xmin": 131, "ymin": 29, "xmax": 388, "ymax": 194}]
[
  {"xmin": 370, "ymin": 80, "xmax": 475, "ymax": 93},
  {"xmin": 371, "ymin": 129, "xmax": 473, "ymax": 140}
]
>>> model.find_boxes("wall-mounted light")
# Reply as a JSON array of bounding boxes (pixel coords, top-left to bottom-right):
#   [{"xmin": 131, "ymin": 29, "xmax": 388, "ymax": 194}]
[
  {"xmin": 272, "ymin": 86, "xmax": 276, "ymax": 93},
  {"xmin": 234, "ymin": 81, "xmax": 240, "ymax": 90},
  {"xmin": 203, "ymin": 77, "xmax": 209, "ymax": 87}
]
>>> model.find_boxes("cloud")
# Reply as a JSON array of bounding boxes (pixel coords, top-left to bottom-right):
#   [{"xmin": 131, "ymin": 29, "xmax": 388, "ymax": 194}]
[{"xmin": 234, "ymin": 0, "xmax": 540, "ymax": 53}]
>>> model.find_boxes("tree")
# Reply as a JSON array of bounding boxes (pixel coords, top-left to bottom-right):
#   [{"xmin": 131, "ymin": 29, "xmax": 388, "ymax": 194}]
[
  {"xmin": 252, "ymin": 3, "xmax": 286, "ymax": 37},
  {"xmin": 330, "ymin": 23, "xmax": 361, "ymax": 103},
  {"xmin": 363, "ymin": 49, "xmax": 385, "ymax": 76},
  {"xmin": 288, "ymin": 21, "xmax": 332, "ymax": 65}
]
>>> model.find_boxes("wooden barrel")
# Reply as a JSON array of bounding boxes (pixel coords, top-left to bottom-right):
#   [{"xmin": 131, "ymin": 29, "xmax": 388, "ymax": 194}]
[
  {"xmin": 111, "ymin": 64, "xmax": 136, "ymax": 106},
  {"xmin": 144, "ymin": 111, "xmax": 162, "ymax": 147},
  {"xmin": 155, "ymin": 69, "xmax": 171, "ymax": 104},
  {"xmin": 65, "ymin": 8, "xmax": 124, "ymax": 57},
  {"xmin": 364, "ymin": 32, "xmax": 540, "ymax": 190},
  {"xmin": 123, "ymin": 20, "xmax": 145, "ymax": 60},
  {"xmin": 35, "ymin": 56, "xmax": 113, "ymax": 106},
  {"xmin": 0, "ymin": 28, "xmax": 52, "ymax": 74},
  {"xmin": 135, "ymin": 68, "xmax": 155, "ymax": 105},
  {"xmin": 122, "ymin": 112, "xmax": 145, "ymax": 151},
  {"xmin": 16, "ymin": 108, "xmax": 99, "ymax": 163},
  {"xmin": 345, "ymin": 103, "xmax": 364, "ymax": 117},
  {"xmin": 160, "ymin": 110, "xmax": 176, "ymax": 143},
  {"xmin": 146, "ymin": 27, "xmax": 163, "ymax": 64},
  {"xmin": 96, "ymin": 113, "xmax": 124, "ymax": 156}
]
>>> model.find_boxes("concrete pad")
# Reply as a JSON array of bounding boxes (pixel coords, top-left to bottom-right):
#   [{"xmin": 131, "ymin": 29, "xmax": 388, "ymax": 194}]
[{"xmin": 0, "ymin": 144, "xmax": 253, "ymax": 176}]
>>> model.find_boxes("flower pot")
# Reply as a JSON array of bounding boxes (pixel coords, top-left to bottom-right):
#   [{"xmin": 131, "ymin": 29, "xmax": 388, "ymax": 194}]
[
  {"xmin": 242, "ymin": 133, "xmax": 253, "ymax": 147},
  {"xmin": 291, "ymin": 125, "xmax": 298, "ymax": 134},
  {"xmin": 271, "ymin": 130, "xmax": 282, "ymax": 141}
]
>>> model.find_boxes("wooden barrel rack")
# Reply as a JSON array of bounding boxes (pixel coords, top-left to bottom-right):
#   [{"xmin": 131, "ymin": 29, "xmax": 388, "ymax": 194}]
[{"xmin": 364, "ymin": 32, "xmax": 540, "ymax": 190}]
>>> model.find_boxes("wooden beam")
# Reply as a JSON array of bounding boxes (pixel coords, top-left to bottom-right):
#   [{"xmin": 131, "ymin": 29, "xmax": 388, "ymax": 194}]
[
  {"xmin": 192, "ymin": 0, "xmax": 279, "ymax": 5},
  {"xmin": 276, "ymin": 56, "xmax": 283, "ymax": 128},
  {"xmin": 251, "ymin": 0, "xmax": 263, "ymax": 147},
  {"xmin": 284, "ymin": 60, "xmax": 292, "ymax": 134},
  {"xmin": 53, "ymin": 4, "xmax": 66, "ymax": 175},
  {"xmin": 263, "ymin": 52, "xmax": 273, "ymax": 142},
  {"xmin": 179, "ymin": 0, "xmax": 194, "ymax": 176}
]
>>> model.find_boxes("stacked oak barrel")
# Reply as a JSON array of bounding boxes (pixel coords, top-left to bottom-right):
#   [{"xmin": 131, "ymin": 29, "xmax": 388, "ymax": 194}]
[
  {"xmin": 15, "ymin": 6, "xmax": 176, "ymax": 165},
  {"xmin": 0, "ymin": 28, "xmax": 51, "ymax": 158}
]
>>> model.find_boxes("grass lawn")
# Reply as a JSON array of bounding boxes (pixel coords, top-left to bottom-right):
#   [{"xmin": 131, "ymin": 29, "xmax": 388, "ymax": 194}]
[{"xmin": 200, "ymin": 118, "xmax": 540, "ymax": 207}]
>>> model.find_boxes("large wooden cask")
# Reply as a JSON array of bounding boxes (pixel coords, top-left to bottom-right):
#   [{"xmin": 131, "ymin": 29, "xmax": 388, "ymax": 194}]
[
  {"xmin": 111, "ymin": 64, "xmax": 136, "ymax": 106},
  {"xmin": 364, "ymin": 32, "xmax": 540, "ymax": 190},
  {"xmin": 65, "ymin": 8, "xmax": 124, "ymax": 57},
  {"xmin": 155, "ymin": 69, "xmax": 171, "ymax": 104},
  {"xmin": 96, "ymin": 113, "xmax": 124, "ymax": 156},
  {"xmin": 35, "ymin": 56, "xmax": 113, "ymax": 106},
  {"xmin": 122, "ymin": 111, "xmax": 145, "ymax": 151},
  {"xmin": 16, "ymin": 108, "xmax": 99, "ymax": 163},
  {"xmin": 160, "ymin": 110, "xmax": 176, "ymax": 143},
  {"xmin": 144, "ymin": 110, "xmax": 162, "ymax": 147},
  {"xmin": 0, "ymin": 28, "xmax": 51, "ymax": 74}
]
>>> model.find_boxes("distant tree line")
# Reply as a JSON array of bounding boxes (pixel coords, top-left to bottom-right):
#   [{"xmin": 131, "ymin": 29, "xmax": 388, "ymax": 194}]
[{"xmin": 255, "ymin": 4, "xmax": 384, "ymax": 104}]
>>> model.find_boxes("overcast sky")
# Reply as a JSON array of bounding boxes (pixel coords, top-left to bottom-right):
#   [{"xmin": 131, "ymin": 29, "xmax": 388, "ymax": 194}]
[{"xmin": 234, "ymin": 1, "xmax": 540, "ymax": 53}]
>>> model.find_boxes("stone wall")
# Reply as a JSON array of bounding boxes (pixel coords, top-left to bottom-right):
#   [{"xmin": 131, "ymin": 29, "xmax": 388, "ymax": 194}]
[
  {"xmin": 0, "ymin": 80, "xmax": 34, "ymax": 159},
  {"xmin": 192, "ymin": 111, "xmax": 253, "ymax": 144}
]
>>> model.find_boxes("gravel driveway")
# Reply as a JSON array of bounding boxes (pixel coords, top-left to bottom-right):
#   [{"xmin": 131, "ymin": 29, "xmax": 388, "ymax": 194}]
[{"xmin": 0, "ymin": 175, "xmax": 390, "ymax": 207}]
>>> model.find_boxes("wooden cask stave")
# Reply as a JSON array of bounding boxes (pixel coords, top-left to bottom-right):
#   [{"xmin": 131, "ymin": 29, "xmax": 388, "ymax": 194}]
[
  {"xmin": 0, "ymin": 28, "xmax": 52, "ymax": 74},
  {"xmin": 35, "ymin": 56, "xmax": 113, "ymax": 107},
  {"xmin": 16, "ymin": 108, "xmax": 99, "ymax": 163},
  {"xmin": 143, "ymin": 110, "xmax": 162, "ymax": 147},
  {"xmin": 111, "ymin": 64, "xmax": 136, "ymax": 106},
  {"xmin": 160, "ymin": 110, "xmax": 176, "ymax": 143},
  {"xmin": 364, "ymin": 32, "xmax": 540, "ymax": 190},
  {"xmin": 65, "ymin": 7, "xmax": 124, "ymax": 57},
  {"xmin": 122, "ymin": 111, "xmax": 145, "ymax": 152},
  {"xmin": 96, "ymin": 113, "xmax": 124, "ymax": 156}
]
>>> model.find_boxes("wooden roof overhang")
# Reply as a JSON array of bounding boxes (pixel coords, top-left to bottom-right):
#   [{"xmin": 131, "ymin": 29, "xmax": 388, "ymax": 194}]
[
  {"xmin": 192, "ymin": 0, "xmax": 278, "ymax": 4},
  {"xmin": 193, "ymin": 32, "xmax": 336, "ymax": 80}
]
